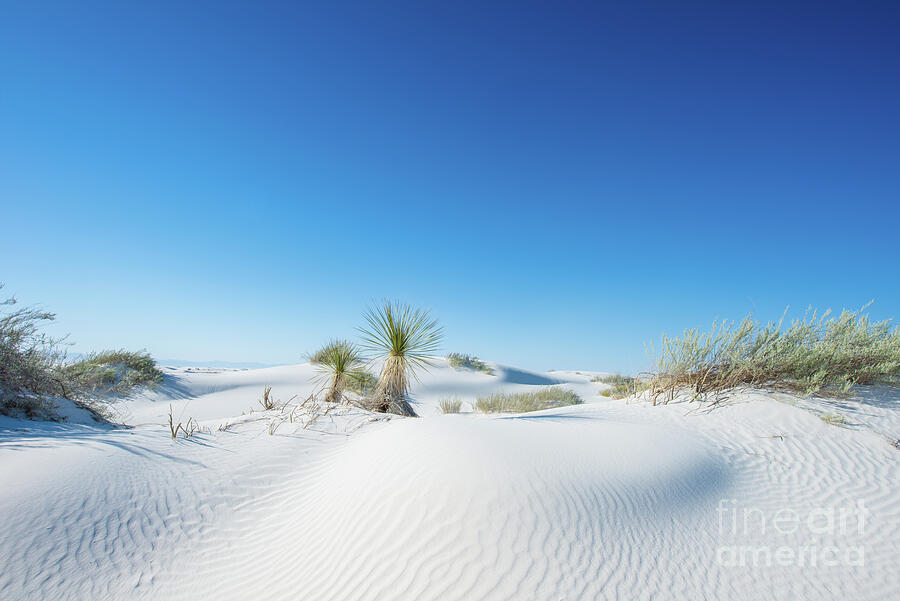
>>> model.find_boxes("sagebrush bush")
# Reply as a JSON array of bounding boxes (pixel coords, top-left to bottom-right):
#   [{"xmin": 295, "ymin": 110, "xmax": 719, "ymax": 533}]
[
  {"xmin": 66, "ymin": 349, "xmax": 163, "ymax": 395},
  {"xmin": 447, "ymin": 353, "xmax": 494, "ymax": 374},
  {"xmin": 475, "ymin": 386, "xmax": 582, "ymax": 413},
  {"xmin": 0, "ymin": 286, "xmax": 70, "ymax": 418},
  {"xmin": 647, "ymin": 304, "xmax": 900, "ymax": 404},
  {"xmin": 1, "ymin": 283, "xmax": 163, "ymax": 420}
]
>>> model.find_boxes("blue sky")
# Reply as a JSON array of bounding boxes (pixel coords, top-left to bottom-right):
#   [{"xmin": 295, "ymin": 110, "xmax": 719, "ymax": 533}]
[{"xmin": 2, "ymin": 1, "xmax": 899, "ymax": 372}]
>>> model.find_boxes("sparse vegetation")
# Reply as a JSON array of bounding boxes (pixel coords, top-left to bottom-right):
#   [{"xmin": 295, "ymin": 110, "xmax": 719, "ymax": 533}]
[
  {"xmin": 439, "ymin": 397, "xmax": 463, "ymax": 414},
  {"xmin": 447, "ymin": 353, "xmax": 494, "ymax": 374},
  {"xmin": 0, "ymin": 285, "xmax": 70, "ymax": 418},
  {"xmin": 311, "ymin": 340, "xmax": 366, "ymax": 404},
  {"xmin": 475, "ymin": 386, "xmax": 582, "ymax": 413},
  {"xmin": 592, "ymin": 374, "xmax": 648, "ymax": 398},
  {"xmin": 168, "ymin": 405, "xmax": 198, "ymax": 439},
  {"xmin": 359, "ymin": 301, "xmax": 444, "ymax": 417},
  {"xmin": 1, "ymin": 283, "xmax": 166, "ymax": 421},
  {"xmin": 66, "ymin": 349, "xmax": 163, "ymax": 395},
  {"xmin": 258, "ymin": 385, "xmax": 280, "ymax": 410},
  {"xmin": 646, "ymin": 304, "xmax": 900, "ymax": 404},
  {"xmin": 820, "ymin": 412, "xmax": 847, "ymax": 426}
]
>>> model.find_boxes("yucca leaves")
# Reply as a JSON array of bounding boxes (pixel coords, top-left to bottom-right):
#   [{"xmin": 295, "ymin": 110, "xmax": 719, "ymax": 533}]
[
  {"xmin": 359, "ymin": 301, "xmax": 443, "ymax": 369},
  {"xmin": 312, "ymin": 339, "xmax": 364, "ymax": 404},
  {"xmin": 358, "ymin": 301, "xmax": 443, "ymax": 415}
]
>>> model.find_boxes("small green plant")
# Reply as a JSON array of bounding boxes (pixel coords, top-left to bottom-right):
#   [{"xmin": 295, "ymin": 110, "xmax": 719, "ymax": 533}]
[
  {"xmin": 475, "ymin": 386, "xmax": 582, "ymax": 413},
  {"xmin": 358, "ymin": 301, "xmax": 444, "ymax": 416},
  {"xmin": 447, "ymin": 353, "xmax": 494, "ymax": 375},
  {"xmin": 439, "ymin": 397, "xmax": 463, "ymax": 414}
]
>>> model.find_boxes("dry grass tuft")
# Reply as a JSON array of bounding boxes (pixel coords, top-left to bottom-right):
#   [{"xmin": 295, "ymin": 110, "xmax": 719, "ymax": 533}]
[
  {"xmin": 258, "ymin": 386, "xmax": 280, "ymax": 410},
  {"xmin": 167, "ymin": 405, "xmax": 198, "ymax": 439},
  {"xmin": 475, "ymin": 386, "xmax": 582, "ymax": 413},
  {"xmin": 438, "ymin": 397, "xmax": 463, "ymax": 414},
  {"xmin": 819, "ymin": 412, "xmax": 847, "ymax": 426}
]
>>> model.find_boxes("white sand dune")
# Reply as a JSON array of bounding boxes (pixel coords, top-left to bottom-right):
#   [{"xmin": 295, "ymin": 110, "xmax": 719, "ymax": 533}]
[{"xmin": 1, "ymin": 361, "xmax": 898, "ymax": 600}]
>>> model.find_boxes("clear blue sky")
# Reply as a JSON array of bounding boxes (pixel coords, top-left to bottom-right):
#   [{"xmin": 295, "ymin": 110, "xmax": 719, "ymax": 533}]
[{"xmin": 2, "ymin": 1, "xmax": 898, "ymax": 372}]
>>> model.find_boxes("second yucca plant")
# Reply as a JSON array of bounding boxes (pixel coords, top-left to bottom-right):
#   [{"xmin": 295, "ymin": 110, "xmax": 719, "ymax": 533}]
[
  {"xmin": 313, "ymin": 339, "xmax": 364, "ymax": 405},
  {"xmin": 359, "ymin": 301, "xmax": 443, "ymax": 416}
]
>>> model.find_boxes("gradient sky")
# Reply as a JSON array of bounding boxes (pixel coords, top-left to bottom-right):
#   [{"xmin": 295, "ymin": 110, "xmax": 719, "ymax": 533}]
[{"xmin": 2, "ymin": 1, "xmax": 899, "ymax": 372}]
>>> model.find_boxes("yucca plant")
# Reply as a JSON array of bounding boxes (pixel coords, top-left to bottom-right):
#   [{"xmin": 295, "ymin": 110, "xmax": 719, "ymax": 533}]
[
  {"xmin": 312, "ymin": 339, "xmax": 365, "ymax": 405},
  {"xmin": 358, "ymin": 301, "xmax": 443, "ymax": 416}
]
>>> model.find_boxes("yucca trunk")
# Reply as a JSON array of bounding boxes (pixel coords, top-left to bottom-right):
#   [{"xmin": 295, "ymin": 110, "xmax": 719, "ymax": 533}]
[
  {"xmin": 325, "ymin": 373, "xmax": 346, "ymax": 405},
  {"xmin": 377, "ymin": 354, "xmax": 417, "ymax": 416}
]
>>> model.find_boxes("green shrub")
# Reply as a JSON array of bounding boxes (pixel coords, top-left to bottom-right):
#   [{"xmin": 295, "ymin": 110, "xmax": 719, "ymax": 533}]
[
  {"xmin": 647, "ymin": 304, "xmax": 900, "ymax": 404},
  {"xmin": 66, "ymin": 349, "xmax": 163, "ymax": 395},
  {"xmin": 475, "ymin": 386, "xmax": 582, "ymax": 413},
  {"xmin": 447, "ymin": 353, "xmax": 494, "ymax": 375}
]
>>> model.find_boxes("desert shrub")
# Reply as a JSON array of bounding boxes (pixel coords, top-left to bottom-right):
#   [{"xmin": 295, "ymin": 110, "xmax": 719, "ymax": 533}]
[
  {"xmin": 0, "ymin": 284, "xmax": 159, "ymax": 421},
  {"xmin": 475, "ymin": 386, "xmax": 582, "ymax": 413},
  {"xmin": 438, "ymin": 396, "xmax": 463, "ymax": 414},
  {"xmin": 66, "ymin": 349, "xmax": 163, "ymax": 395},
  {"xmin": 647, "ymin": 304, "xmax": 900, "ymax": 404},
  {"xmin": 0, "ymin": 286, "xmax": 71, "ymax": 418},
  {"xmin": 592, "ymin": 374, "xmax": 648, "ymax": 398},
  {"xmin": 447, "ymin": 353, "xmax": 494, "ymax": 375}
]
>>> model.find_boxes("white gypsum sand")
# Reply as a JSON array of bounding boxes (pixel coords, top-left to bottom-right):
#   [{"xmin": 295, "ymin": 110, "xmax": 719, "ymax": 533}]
[{"xmin": 1, "ymin": 359, "xmax": 898, "ymax": 600}]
